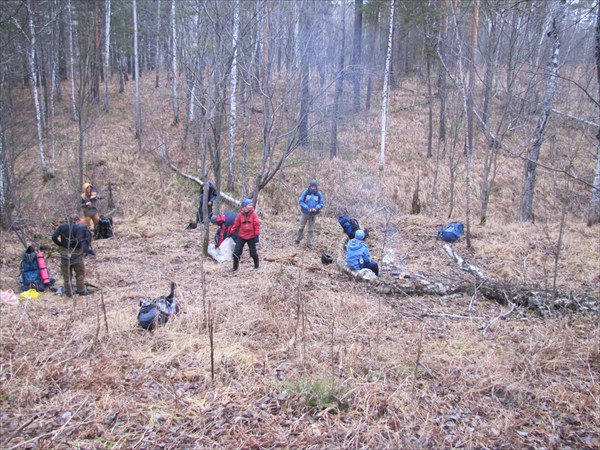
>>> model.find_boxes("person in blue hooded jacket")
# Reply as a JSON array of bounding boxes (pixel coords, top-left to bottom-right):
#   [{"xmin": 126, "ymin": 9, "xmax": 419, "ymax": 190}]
[
  {"xmin": 295, "ymin": 180, "xmax": 325, "ymax": 248},
  {"xmin": 345, "ymin": 229, "xmax": 379, "ymax": 276}
]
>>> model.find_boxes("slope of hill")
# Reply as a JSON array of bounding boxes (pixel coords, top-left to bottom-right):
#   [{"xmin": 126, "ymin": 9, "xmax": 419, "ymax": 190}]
[{"xmin": 0, "ymin": 74, "xmax": 598, "ymax": 448}]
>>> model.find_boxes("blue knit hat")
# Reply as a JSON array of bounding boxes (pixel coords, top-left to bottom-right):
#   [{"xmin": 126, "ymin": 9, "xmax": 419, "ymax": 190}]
[
  {"xmin": 354, "ymin": 229, "xmax": 365, "ymax": 240},
  {"xmin": 242, "ymin": 198, "xmax": 253, "ymax": 207}
]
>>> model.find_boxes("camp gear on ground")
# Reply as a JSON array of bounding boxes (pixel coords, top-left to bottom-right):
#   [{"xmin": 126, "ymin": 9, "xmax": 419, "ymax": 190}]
[
  {"xmin": 338, "ymin": 214, "xmax": 368, "ymax": 239},
  {"xmin": 19, "ymin": 289, "xmax": 41, "ymax": 300},
  {"xmin": 208, "ymin": 237, "xmax": 236, "ymax": 263},
  {"xmin": 19, "ymin": 246, "xmax": 45, "ymax": 292},
  {"xmin": 1, "ymin": 290, "xmax": 19, "ymax": 306},
  {"xmin": 321, "ymin": 252, "xmax": 333, "ymax": 265},
  {"xmin": 138, "ymin": 282, "xmax": 179, "ymax": 330},
  {"xmin": 95, "ymin": 215, "xmax": 114, "ymax": 239},
  {"xmin": 437, "ymin": 221, "xmax": 464, "ymax": 242},
  {"xmin": 36, "ymin": 251, "xmax": 50, "ymax": 285}
]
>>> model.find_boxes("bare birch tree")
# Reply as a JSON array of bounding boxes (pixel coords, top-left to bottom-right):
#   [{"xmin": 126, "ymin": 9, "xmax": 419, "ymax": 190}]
[
  {"xmin": 518, "ymin": 0, "xmax": 566, "ymax": 222},
  {"xmin": 227, "ymin": 0, "xmax": 239, "ymax": 192},
  {"xmin": 26, "ymin": 0, "xmax": 49, "ymax": 181},
  {"xmin": 330, "ymin": 3, "xmax": 346, "ymax": 159},
  {"xmin": 171, "ymin": 0, "xmax": 179, "ymax": 125},
  {"xmin": 352, "ymin": 0, "xmax": 363, "ymax": 112},
  {"xmin": 589, "ymin": 4, "xmax": 600, "ymax": 226},
  {"xmin": 133, "ymin": 0, "xmax": 142, "ymax": 146},
  {"xmin": 379, "ymin": 0, "xmax": 395, "ymax": 172},
  {"xmin": 155, "ymin": 0, "xmax": 161, "ymax": 88},
  {"xmin": 68, "ymin": 0, "xmax": 77, "ymax": 120},
  {"xmin": 103, "ymin": 0, "xmax": 111, "ymax": 110}
]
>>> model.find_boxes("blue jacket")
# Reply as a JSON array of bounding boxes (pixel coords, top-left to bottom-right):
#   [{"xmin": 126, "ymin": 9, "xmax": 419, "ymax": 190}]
[
  {"xmin": 299, "ymin": 187, "xmax": 324, "ymax": 214},
  {"xmin": 346, "ymin": 238, "xmax": 372, "ymax": 270}
]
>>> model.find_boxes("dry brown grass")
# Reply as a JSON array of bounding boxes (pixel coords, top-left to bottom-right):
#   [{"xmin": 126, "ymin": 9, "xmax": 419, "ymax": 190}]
[{"xmin": 0, "ymin": 73, "xmax": 599, "ymax": 449}]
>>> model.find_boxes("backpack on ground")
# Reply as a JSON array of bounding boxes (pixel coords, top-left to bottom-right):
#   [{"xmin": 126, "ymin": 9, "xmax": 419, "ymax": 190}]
[
  {"xmin": 138, "ymin": 282, "xmax": 179, "ymax": 330},
  {"xmin": 95, "ymin": 215, "xmax": 113, "ymax": 239},
  {"xmin": 338, "ymin": 214, "xmax": 368, "ymax": 239},
  {"xmin": 437, "ymin": 221, "xmax": 464, "ymax": 242},
  {"xmin": 18, "ymin": 246, "xmax": 49, "ymax": 292}
]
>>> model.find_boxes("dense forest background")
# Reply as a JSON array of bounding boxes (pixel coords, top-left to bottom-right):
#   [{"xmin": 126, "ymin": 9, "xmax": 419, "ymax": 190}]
[{"xmin": 0, "ymin": 0, "xmax": 599, "ymax": 448}]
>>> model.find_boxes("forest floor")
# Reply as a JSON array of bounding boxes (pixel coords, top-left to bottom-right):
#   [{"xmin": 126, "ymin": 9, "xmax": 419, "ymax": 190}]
[{"xmin": 1, "ymin": 74, "xmax": 599, "ymax": 449}]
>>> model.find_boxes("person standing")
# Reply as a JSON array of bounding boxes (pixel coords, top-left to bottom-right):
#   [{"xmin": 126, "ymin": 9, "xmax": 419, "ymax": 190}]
[
  {"xmin": 295, "ymin": 180, "xmax": 325, "ymax": 248},
  {"xmin": 345, "ymin": 229, "xmax": 379, "ymax": 276},
  {"xmin": 52, "ymin": 217, "xmax": 92, "ymax": 297},
  {"xmin": 81, "ymin": 183, "xmax": 100, "ymax": 232},
  {"xmin": 229, "ymin": 199, "xmax": 260, "ymax": 272},
  {"xmin": 197, "ymin": 182, "xmax": 218, "ymax": 224}
]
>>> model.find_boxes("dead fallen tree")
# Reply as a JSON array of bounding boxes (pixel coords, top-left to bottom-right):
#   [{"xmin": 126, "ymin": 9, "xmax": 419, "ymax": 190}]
[{"xmin": 336, "ymin": 236, "xmax": 599, "ymax": 314}]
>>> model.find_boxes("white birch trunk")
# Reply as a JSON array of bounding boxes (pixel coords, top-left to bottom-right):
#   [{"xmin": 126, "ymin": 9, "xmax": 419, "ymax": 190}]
[
  {"xmin": 0, "ymin": 115, "xmax": 8, "ymax": 228},
  {"xmin": 26, "ymin": 0, "xmax": 48, "ymax": 181},
  {"xmin": 171, "ymin": 0, "xmax": 179, "ymax": 125},
  {"xmin": 50, "ymin": 0, "xmax": 58, "ymax": 173},
  {"xmin": 379, "ymin": 0, "xmax": 395, "ymax": 172},
  {"xmin": 518, "ymin": 0, "xmax": 565, "ymax": 222},
  {"xmin": 588, "ymin": 7, "xmax": 600, "ymax": 226},
  {"xmin": 133, "ymin": 0, "xmax": 142, "ymax": 142},
  {"xmin": 68, "ymin": 0, "xmax": 76, "ymax": 121},
  {"xmin": 227, "ymin": 0, "xmax": 239, "ymax": 192},
  {"xmin": 103, "ymin": 0, "xmax": 111, "ymax": 110},
  {"xmin": 155, "ymin": 0, "xmax": 161, "ymax": 88}
]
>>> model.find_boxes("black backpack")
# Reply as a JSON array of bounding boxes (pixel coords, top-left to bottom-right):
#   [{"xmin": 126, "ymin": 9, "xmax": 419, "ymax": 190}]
[
  {"xmin": 95, "ymin": 215, "xmax": 113, "ymax": 239},
  {"xmin": 138, "ymin": 283, "xmax": 179, "ymax": 330}
]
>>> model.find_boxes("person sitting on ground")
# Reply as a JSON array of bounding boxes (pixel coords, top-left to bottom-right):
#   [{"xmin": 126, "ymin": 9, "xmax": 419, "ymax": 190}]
[
  {"xmin": 295, "ymin": 179, "xmax": 325, "ymax": 248},
  {"xmin": 196, "ymin": 182, "xmax": 218, "ymax": 224},
  {"xmin": 346, "ymin": 229, "xmax": 379, "ymax": 276},
  {"xmin": 211, "ymin": 210, "xmax": 238, "ymax": 248},
  {"xmin": 81, "ymin": 183, "xmax": 100, "ymax": 232},
  {"xmin": 52, "ymin": 217, "xmax": 92, "ymax": 297},
  {"xmin": 229, "ymin": 198, "xmax": 260, "ymax": 272}
]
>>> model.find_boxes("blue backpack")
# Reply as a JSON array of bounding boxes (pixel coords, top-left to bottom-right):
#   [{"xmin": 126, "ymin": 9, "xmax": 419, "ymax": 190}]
[
  {"xmin": 437, "ymin": 221, "xmax": 464, "ymax": 242},
  {"xmin": 338, "ymin": 214, "xmax": 369, "ymax": 239},
  {"xmin": 138, "ymin": 283, "xmax": 179, "ymax": 330},
  {"xmin": 19, "ymin": 246, "xmax": 44, "ymax": 292}
]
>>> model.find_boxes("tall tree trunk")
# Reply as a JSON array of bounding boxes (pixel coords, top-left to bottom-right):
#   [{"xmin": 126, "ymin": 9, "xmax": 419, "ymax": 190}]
[
  {"xmin": 352, "ymin": 0, "xmax": 363, "ymax": 113},
  {"xmin": 155, "ymin": 0, "xmax": 161, "ymax": 88},
  {"xmin": 588, "ymin": 5, "xmax": 600, "ymax": 226},
  {"xmin": 379, "ymin": 0, "xmax": 395, "ymax": 172},
  {"xmin": 68, "ymin": 0, "xmax": 77, "ymax": 120},
  {"xmin": 27, "ymin": 0, "xmax": 49, "ymax": 181},
  {"xmin": 464, "ymin": 0, "xmax": 479, "ymax": 248},
  {"xmin": 298, "ymin": 3, "xmax": 310, "ymax": 147},
  {"xmin": 133, "ymin": 0, "xmax": 142, "ymax": 145},
  {"xmin": 331, "ymin": 4, "xmax": 346, "ymax": 159},
  {"xmin": 103, "ymin": 0, "xmax": 111, "ymax": 110},
  {"xmin": 437, "ymin": 0, "xmax": 449, "ymax": 142},
  {"xmin": 0, "ymin": 83, "xmax": 12, "ymax": 229},
  {"xmin": 171, "ymin": 0, "xmax": 179, "ymax": 125},
  {"xmin": 481, "ymin": 7, "xmax": 498, "ymax": 127},
  {"xmin": 93, "ymin": 0, "xmax": 100, "ymax": 103},
  {"xmin": 227, "ymin": 0, "xmax": 239, "ymax": 192},
  {"xmin": 241, "ymin": 76, "xmax": 248, "ymax": 198},
  {"xmin": 518, "ymin": 0, "xmax": 566, "ymax": 222}
]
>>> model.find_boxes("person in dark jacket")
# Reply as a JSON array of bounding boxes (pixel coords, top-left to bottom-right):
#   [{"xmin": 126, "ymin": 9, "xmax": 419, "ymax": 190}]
[
  {"xmin": 229, "ymin": 199, "xmax": 260, "ymax": 272},
  {"xmin": 211, "ymin": 210, "xmax": 238, "ymax": 248},
  {"xmin": 197, "ymin": 182, "xmax": 218, "ymax": 224},
  {"xmin": 345, "ymin": 229, "xmax": 379, "ymax": 276},
  {"xmin": 295, "ymin": 180, "xmax": 325, "ymax": 248},
  {"xmin": 52, "ymin": 217, "xmax": 92, "ymax": 297},
  {"xmin": 81, "ymin": 183, "xmax": 100, "ymax": 232}
]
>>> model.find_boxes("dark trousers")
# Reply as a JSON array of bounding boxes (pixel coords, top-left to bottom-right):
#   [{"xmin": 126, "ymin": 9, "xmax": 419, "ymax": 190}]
[
  {"xmin": 361, "ymin": 260, "xmax": 379, "ymax": 276},
  {"xmin": 60, "ymin": 249, "xmax": 85, "ymax": 296},
  {"xmin": 233, "ymin": 238, "xmax": 259, "ymax": 270}
]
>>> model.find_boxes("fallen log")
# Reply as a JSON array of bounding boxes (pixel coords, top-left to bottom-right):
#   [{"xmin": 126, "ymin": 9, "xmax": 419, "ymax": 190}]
[{"xmin": 335, "ymin": 236, "xmax": 599, "ymax": 313}]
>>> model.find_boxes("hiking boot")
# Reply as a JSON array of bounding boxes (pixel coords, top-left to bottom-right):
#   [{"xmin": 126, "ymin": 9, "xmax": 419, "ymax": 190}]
[
  {"xmin": 294, "ymin": 239, "xmax": 300, "ymax": 245},
  {"xmin": 251, "ymin": 267, "xmax": 259, "ymax": 273},
  {"xmin": 230, "ymin": 268, "xmax": 238, "ymax": 273},
  {"xmin": 77, "ymin": 290, "xmax": 88, "ymax": 296}
]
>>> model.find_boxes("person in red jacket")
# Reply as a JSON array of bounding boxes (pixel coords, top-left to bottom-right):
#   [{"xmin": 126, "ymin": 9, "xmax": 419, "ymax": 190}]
[{"xmin": 229, "ymin": 198, "xmax": 260, "ymax": 272}]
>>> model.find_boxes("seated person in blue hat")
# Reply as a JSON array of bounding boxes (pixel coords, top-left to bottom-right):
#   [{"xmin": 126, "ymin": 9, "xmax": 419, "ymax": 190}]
[{"xmin": 345, "ymin": 229, "xmax": 379, "ymax": 276}]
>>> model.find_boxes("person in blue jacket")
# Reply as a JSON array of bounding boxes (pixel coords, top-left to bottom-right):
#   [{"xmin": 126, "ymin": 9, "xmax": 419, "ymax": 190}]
[
  {"xmin": 196, "ymin": 182, "xmax": 218, "ymax": 224},
  {"xmin": 295, "ymin": 179, "xmax": 325, "ymax": 248},
  {"xmin": 345, "ymin": 229, "xmax": 379, "ymax": 276},
  {"xmin": 211, "ymin": 210, "xmax": 238, "ymax": 248}
]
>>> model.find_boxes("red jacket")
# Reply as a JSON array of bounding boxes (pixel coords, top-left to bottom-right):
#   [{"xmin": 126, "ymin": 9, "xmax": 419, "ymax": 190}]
[{"xmin": 230, "ymin": 207, "xmax": 260, "ymax": 240}]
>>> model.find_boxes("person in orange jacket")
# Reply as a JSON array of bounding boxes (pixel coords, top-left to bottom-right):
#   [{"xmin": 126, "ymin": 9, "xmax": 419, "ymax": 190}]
[
  {"xmin": 229, "ymin": 198, "xmax": 260, "ymax": 272},
  {"xmin": 81, "ymin": 183, "xmax": 100, "ymax": 231}
]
